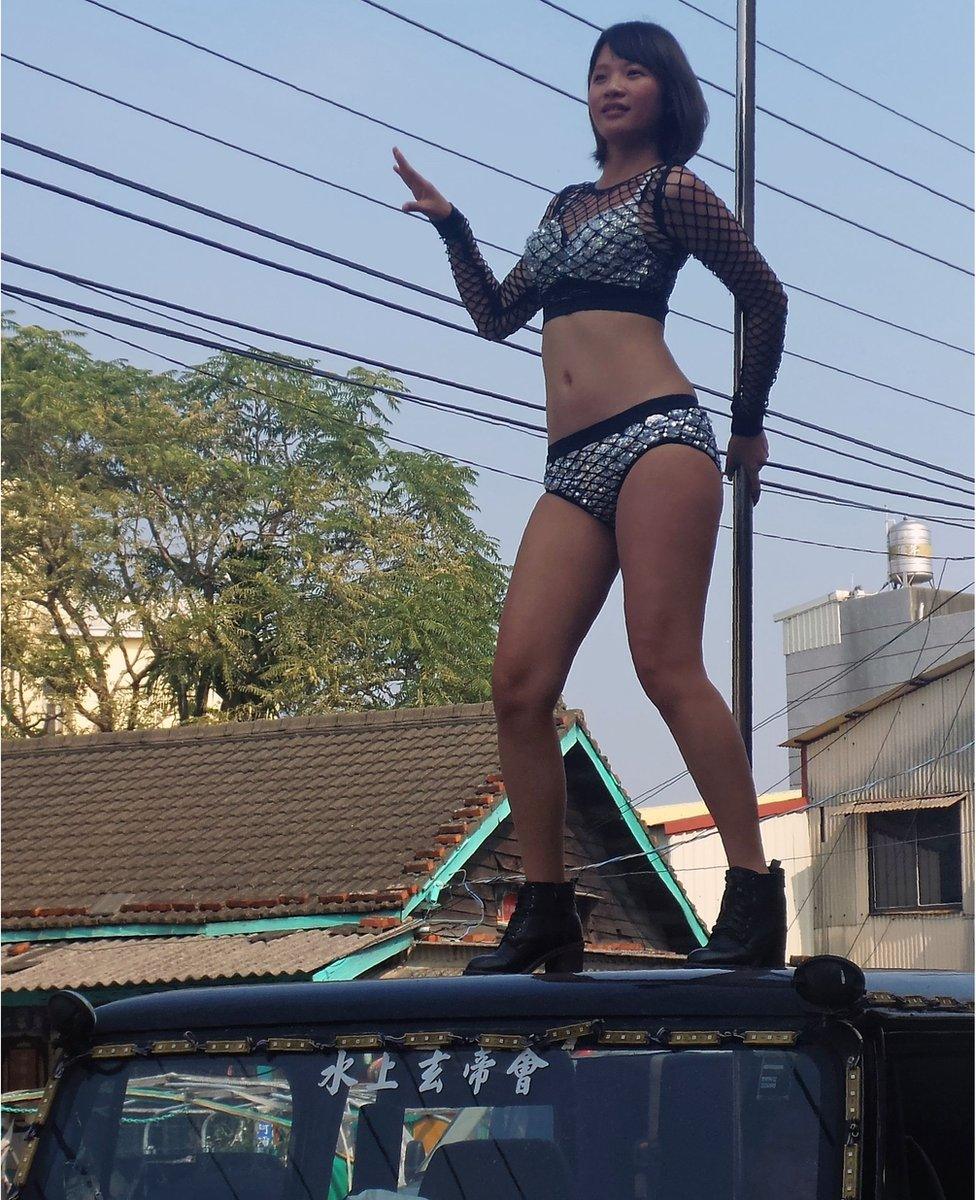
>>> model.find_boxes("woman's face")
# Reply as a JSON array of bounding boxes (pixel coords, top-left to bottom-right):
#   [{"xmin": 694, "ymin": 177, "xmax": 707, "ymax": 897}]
[{"xmin": 588, "ymin": 46, "xmax": 663, "ymax": 147}]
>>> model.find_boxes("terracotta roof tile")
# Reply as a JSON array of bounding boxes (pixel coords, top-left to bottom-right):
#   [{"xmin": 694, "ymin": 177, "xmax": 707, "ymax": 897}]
[{"xmin": 2, "ymin": 703, "xmax": 514, "ymax": 930}]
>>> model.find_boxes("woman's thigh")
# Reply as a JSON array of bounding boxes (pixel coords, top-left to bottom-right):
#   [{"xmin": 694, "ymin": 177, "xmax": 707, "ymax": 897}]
[
  {"xmin": 613, "ymin": 444, "xmax": 724, "ymax": 684},
  {"xmin": 493, "ymin": 493, "xmax": 620, "ymax": 706}
]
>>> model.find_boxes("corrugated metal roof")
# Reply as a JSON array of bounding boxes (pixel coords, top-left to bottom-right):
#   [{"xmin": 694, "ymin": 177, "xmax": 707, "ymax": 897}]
[
  {"xmin": 834, "ymin": 792, "xmax": 965, "ymax": 815},
  {"xmin": 0, "ymin": 927, "xmax": 388, "ymax": 992}
]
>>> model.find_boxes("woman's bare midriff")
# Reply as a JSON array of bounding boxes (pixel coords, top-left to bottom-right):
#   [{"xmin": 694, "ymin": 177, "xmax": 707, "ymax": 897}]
[{"xmin": 541, "ymin": 310, "xmax": 697, "ymax": 444}]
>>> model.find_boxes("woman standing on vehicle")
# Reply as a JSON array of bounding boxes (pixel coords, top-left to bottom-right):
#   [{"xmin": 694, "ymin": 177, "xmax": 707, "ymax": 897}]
[{"xmin": 394, "ymin": 20, "xmax": 788, "ymax": 974}]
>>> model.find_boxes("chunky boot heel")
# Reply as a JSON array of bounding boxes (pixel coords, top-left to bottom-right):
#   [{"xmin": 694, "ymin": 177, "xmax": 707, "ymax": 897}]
[
  {"xmin": 683, "ymin": 860, "xmax": 787, "ymax": 969},
  {"xmin": 543, "ymin": 944, "xmax": 585, "ymax": 974},
  {"xmin": 463, "ymin": 880, "xmax": 584, "ymax": 976}
]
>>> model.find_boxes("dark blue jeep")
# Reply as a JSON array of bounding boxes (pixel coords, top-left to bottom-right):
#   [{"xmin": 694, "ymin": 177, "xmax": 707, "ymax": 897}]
[{"xmin": 11, "ymin": 956, "xmax": 973, "ymax": 1199}]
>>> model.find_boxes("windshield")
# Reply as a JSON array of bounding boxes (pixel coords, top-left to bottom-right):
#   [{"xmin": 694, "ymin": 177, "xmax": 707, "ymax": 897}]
[{"xmin": 22, "ymin": 1037, "xmax": 846, "ymax": 1199}]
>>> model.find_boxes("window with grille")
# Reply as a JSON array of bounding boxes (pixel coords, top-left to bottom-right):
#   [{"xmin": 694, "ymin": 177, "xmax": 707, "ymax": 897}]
[{"xmin": 867, "ymin": 804, "xmax": 963, "ymax": 911}]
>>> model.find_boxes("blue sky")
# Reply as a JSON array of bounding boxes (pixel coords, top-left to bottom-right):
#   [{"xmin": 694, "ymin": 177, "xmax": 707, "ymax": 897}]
[{"xmin": 3, "ymin": 0, "xmax": 973, "ymax": 806}]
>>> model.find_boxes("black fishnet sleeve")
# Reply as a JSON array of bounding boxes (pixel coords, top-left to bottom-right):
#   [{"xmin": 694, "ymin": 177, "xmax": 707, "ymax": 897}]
[
  {"xmin": 653, "ymin": 164, "xmax": 788, "ymax": 436},
  {"xmin": 429, "ymin": 192, "xmax": 562, "ymax": 342}
]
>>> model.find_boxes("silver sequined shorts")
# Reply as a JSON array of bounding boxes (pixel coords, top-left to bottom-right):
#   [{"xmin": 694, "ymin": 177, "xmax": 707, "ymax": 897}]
[{"xmin": 542, "ymin": 393, "xmax": 722, "ymax": 529}]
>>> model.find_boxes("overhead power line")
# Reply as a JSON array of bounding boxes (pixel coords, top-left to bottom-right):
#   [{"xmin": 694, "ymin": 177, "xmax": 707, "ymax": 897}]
[
  {"xmin": 4, "ymin": 281, "xmax": 974, "ymax": 533},
  {"xmin": 37, "ymin": 283, "xmax": 972, "ymax": 513},
  {"xmin": 6, "ymin": 254, "xmax": 972, "ymax": 492},
  {"xmin": 76, "ymin": 0, "xmax": 974, "ymax": 216},
  {"xmin": 665, "ymin": 0, "xmax": 974, "ymax": 153},
  {"xmin": 9, "ymin": 293, "xmax": 974, "ymax": 566},
  {"xmin": 535, "ymin": 0, "xmax": 975, "ymax": 158},
  {"xmin": 621, "ymin": 595, "xmax": 975, "ymax": 814},
  {"xmin": 1, "ymin": 255, "xmax": 544, "ymax": 414},
  {"xmin": 622, "ymin": 585, "xmax": 971, "ymax": 811},
  {"xmin": 4, "ymin": 147, "xmax": 972, "ymax": 420},
  {"xmin": 7, "ymin": 294, "xmax": 543, "ymax": 485},
  {"xmin": 363, "ymin": 0, "xmax": 973, "ymax": 212},
  {"xmin": 4, "ymin": 54, "xmax": 972, "ymax": 357},
  {"xmin": 41, "ymin": 279, "xmax": 976, "ymax": 510}
]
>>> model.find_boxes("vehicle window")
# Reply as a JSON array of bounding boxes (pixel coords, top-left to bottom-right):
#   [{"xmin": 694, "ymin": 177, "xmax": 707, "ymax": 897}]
[
  {"xmin": 25, "ymin": 1054, "xmax": 296, "ymax": 1200},
  {"xmin": 24, "ymin": 1039, "xmax": 847, "ymax": 1199},
  {"xmin": 309, "ymin": 1042, "xmax": 845, "ymax": 1199},
  {"xmin": 887, "ymin": 1038, "xmax": 974, "ymax": 1200}
]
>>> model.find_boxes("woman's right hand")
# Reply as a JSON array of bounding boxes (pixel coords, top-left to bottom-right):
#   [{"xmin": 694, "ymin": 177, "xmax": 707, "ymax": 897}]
[{"xmin": 392, "ymin": 146, "xmax": 452, "ymax": 222}]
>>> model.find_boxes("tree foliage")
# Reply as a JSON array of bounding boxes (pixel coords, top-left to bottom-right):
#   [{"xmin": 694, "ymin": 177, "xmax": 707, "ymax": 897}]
[{"xmin": 2, "ymin": 320, "xmax": 509, "ymax": 734}]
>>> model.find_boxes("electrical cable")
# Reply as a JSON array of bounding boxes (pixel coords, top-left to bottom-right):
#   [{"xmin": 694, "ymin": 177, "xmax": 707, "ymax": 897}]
[
  {"xmin": 29, "ymin": 272, "xmax": 974, "ymax": 508},
  {"xmin": 41, "ymin": 257, "xmax": 976, "ymax": 505},
  {"xmin": 425, "ymin": 737, "xmax": 974, "ymax": 919},
  {"xmin": 786, "ymin": 554, "xmax": 954, "ymax": 940},
  {"xmin": 526, "ymin": 0, "xmax": 974, "ymax": 205},
  {"xmin": 0, "ymin": 284, "xmax": 546, "ymax": 445},
  {"xmin": 85, "ymin": 261, "xmax": 959, "ymax": 501},
  {"xmin": 579, "ymin": 623, "xmax": 974, "ymax": 850},
  {"xmin": 9, "ymin": 297, "xmax": 973, "ymax": 926},
  {"xmin": 72, "ymin": 0, "xmax": 976, "ymax": 215},
  {"xmin": 17, "ymin": 292, "xmax": 966, "ymax": 564},
  {"xmin": 6, "ymin": 280, "xmax": 974, "ymax": 527},
  {"xmin": 618, "ymin": 587, "xmax": 975, "ymax": 813},
  {"xmin": 24, "ymin": 276, "xmax": 960, "ymax": 897},
  {"xmin": 581, "ymin": 696, "xmax": 975, "ymax": 882},
  {"xmin": 585, "ymin": 827, "xmax": 973, "ymax": 880},
  {"xmin": 8, "ymin": 252, "xmax": 972, "ymax": 487},
  {"xmin": 4, "ymin": 54, "xmax": 971, "ymax": 357},
  {"xmin": 5, "ymin": 296, "xmax": 542, "ymax": 484},
  {"xmin": 4, "ymin": 152, "xmax": 973, "ymax": 421},
  {"xmin": 60, "ymin": 1, "xmax": 976, "ymax": 262},
  {"xmin": 658, "ymin": 0, "xmax": 974, "ymax": 153},
  {"xmin": 754, "ymin": 487, "xmax": 971, "ymax": 529}
]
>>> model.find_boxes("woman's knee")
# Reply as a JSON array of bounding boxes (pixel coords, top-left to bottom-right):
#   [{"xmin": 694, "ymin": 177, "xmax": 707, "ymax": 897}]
[
  {"xmin": 632, "ymin": 649, "xmax": 707, "ymax": 711},
  {"xmin": 491, "ymin": 655, "xmax": 563, "ymax": 721}
]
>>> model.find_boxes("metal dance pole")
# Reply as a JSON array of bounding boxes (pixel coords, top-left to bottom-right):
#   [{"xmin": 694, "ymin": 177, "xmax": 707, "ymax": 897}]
[{"xmin": 732, "ymin": 0, "xmax": 757, "ymax": 760}]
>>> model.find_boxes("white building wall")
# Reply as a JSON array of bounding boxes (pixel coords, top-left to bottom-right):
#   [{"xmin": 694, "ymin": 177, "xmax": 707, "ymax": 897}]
[{"xmin": 645, "ymin": 796, "xmax": 816, "ymax": 963}]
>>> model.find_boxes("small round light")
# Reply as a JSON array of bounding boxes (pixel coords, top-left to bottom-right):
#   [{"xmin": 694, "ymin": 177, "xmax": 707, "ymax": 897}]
[{"xmin": 792, "ymin": 955, "xmax": 866, "ymax": 1011}]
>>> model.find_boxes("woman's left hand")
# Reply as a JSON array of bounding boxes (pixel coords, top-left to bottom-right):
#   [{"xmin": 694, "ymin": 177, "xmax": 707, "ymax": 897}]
[{"xmin": 724, "ymin": 431, "xmax": 768, "ymax": 506}]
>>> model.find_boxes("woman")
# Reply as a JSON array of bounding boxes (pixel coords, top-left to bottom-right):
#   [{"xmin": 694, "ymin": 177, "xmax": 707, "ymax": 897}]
[{"xmin": 394, "ymin": 20, "xmax": 789, "ymax": 973}]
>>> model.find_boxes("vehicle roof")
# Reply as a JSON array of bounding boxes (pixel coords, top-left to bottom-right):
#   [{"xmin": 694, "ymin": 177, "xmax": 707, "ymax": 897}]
[{"xmin": 92, "ymin": 967, "xmax": 974, "ymax": 1035}]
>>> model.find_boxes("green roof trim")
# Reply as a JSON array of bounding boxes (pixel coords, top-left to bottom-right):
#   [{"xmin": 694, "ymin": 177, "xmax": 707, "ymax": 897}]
[
  {"xmin": 312, "ymin": 931, "xmax": 415, "ymax": 981},
  {"xmin": 1, "ymin": 913, "xmax": 367, "ymax": 944},
  {"xmin": 402, "ymin": 722, "xmax": 706, "ymax": 945},
  {"xmin": 567, "ymin": 723, "xmax": 708, "ymax": 944}
]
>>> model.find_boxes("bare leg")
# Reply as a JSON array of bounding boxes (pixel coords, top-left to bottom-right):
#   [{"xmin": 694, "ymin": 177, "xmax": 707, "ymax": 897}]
[
  {"xmin": 492, "ymin": 493, "xmax": 619, "ymax": 881},
  {"xmin": 614, "ymin": 444, "xmax": 768, "ymax": 875}
]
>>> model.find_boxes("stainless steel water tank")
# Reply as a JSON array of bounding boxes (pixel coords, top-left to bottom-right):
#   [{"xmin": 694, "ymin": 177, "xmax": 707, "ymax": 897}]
[{"xmin": 886, "ymin": 517, "xmax": 933, "ymax": 586}]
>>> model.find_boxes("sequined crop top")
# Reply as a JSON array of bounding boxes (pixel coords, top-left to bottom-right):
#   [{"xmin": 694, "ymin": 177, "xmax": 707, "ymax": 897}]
[{"xmin": 430, "ymin": 161, "xmax": 788, "ymax": 437}]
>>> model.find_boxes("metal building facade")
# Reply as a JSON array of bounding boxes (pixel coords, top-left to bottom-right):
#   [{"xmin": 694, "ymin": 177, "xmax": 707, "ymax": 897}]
[
  {"xmin": 773, "ymin": 585, "xmax": 974, "ymax": 788},
  {"xmin": 787, "ymin": 651, "xmax": 974, "ymax": 970}
]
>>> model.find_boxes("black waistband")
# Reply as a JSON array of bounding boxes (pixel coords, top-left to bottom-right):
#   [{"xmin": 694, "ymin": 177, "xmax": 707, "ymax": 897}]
[
  {"xmin": 542, "ymin": 278, "xmax": 670, "ymax": 325},
  {"xmin": 547, "ymin": 392, "xmax": 699, "ymax": 459}
]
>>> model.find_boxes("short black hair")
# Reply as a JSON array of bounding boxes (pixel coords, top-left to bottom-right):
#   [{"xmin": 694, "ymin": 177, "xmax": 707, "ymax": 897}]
[{"xmin": 588, "ymin": 21, "xmax": 708, "ymax": 167}]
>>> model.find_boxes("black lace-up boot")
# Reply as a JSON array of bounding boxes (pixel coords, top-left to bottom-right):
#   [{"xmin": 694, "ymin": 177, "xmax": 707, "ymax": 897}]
[
  {"xmin": 683, "ymin": 859, "xmax": 787, "ymax": 968},
  {"xmin": 462, "ymin": 880, "xmax": 584, "ymax": 976}
]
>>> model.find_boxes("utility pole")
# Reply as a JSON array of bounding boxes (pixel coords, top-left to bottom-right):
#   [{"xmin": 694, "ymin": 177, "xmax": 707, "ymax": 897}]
[{"xmin": 732, "ymin": 0, "xmax": 757, "ymax": 761}]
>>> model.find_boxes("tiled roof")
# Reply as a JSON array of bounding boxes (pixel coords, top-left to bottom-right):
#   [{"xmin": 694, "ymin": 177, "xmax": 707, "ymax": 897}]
[
  {"xmin": 2, "ymin": 703, "xmax": 517, "ymax": 931},
  {"xmin": 0, "ymin": 927, "xmax": 391, "ymax": 992}
]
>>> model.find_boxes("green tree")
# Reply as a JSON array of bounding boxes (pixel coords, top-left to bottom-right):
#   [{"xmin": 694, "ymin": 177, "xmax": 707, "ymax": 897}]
[{"xmin": 2, "ymin": 320, "xmax": 509, "ymax": 734}]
